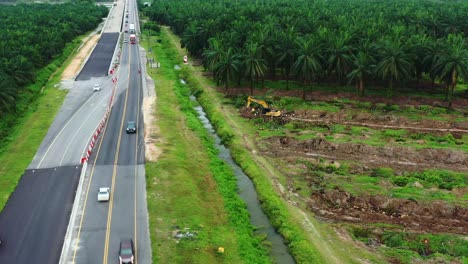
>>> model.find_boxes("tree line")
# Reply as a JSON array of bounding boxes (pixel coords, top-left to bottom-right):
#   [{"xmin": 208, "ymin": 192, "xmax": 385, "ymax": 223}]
[
  {"xmin": 0, "ymin": 2, "xmax": 108, "ymax": 112},
  {"xmin": 142, "ymin": 0, "xmax": 468, "ymax": 104}
]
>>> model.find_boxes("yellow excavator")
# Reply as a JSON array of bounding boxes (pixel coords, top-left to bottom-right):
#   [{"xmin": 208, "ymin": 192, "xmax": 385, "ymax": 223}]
[{"xmin": 246, "ymin": 96, "xmax": 281, "ymax": 117}]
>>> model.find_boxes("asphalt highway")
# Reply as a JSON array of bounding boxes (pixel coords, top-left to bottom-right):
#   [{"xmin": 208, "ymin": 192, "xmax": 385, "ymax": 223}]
[
  {"xmin": 0, "ymin": 0, "xmax": 151, "ymax": 263},
  {"xmin": 0, "ymin": 166, "xmax": 80, "ymax": 263},
  {"xmin": 70, "ymin": 0, "xmax": 151, "ymax": 263}
]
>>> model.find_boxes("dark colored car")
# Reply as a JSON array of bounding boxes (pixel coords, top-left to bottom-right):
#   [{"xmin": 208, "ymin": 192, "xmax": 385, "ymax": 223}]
[
  {"xmin": 119, "ymin": 239, "xmax": 135, "ymax": 264},
  {"xmin": 126, "ymin": 121, "xmax": 136, "ymax": 133}
]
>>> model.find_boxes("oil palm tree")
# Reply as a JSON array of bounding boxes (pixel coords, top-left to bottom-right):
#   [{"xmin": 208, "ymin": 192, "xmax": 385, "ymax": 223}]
[
  {"xmin": 243, "ymin": 42, "xmax": 267, "ymax": 95},
  {"xmin": 203, "ymin": 37, "xmax": 224, "ymax": 84},
  {"xmin": 213, "ymin": 48, "xmax": 242, "ymax": 93},
  {"xmin": 0, "ymin": 72, "xmax": 16, "ymax": 113},
  {"xmin": 347, "ymin": 51, "xmax": 375, "ymax": 96},
  {"xmin": 292, "ymin": 38, "xmax": 323, "ymax": 99},
  {"xmin": 327, "ymin": 33, "xmax": 355, "ymax": 84},
  {"xmin": 432, "ymin": 34, "xmax": 468, "ymax": 107},
  {"xmin": 375, "ymin": 38, "xmax": 415, "ymax": 97},
  {"xmin": 277, "ymin": 26, "xmax": 297, "ymax": 89}
]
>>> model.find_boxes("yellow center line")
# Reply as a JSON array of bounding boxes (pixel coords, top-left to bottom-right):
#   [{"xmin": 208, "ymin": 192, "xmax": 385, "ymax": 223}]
[
  {"xmin": 102, "ymin": 48, "xmax": 133, "ymax": 264},
  {"xmin": 71, "ymin": 94, "xmax": 112, "ymax": 264}
]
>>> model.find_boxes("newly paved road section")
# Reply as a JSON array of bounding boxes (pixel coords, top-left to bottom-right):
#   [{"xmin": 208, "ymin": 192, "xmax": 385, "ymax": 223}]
[
  {"xmin": 76, "ymin": 33, "xmax": 120, "ymax": 80},
  {"xmin": 72, "ymin": 26, "xmax": 150, "ymax": 264},
  {"xmin": 29, "ymin": 79, "xmax": 112, "ymax": 169},
  {"xmin": 70, "ymin": 0, "xmax": 151, "ymax": 263},
  {"xmin": 0, "ymin": 166, "xmax": 81, "ymax": 263},
  {"xmin": 0, "ymin": 3, "xmax": 122, "ymax": 264}
]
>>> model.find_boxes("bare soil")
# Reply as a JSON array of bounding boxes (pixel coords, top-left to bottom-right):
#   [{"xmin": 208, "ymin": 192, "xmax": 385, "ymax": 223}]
[
  {"xmin": 234, "ymin": 86, "xmax": 468, "ymax": 236},
  {"xmin": 264, "ymin": 135, "xmax": 467, "ymax": 172},
  {"xmin": 61, "ymin": 35, "xmax": 100, "ymax": 80},
  {"xmin": 143, "ymin": 96, "xmax": 161, "ymax": 162},
  {"xmin": 309, "ymin": 188, "xmax": 468, "ymax": 235}
]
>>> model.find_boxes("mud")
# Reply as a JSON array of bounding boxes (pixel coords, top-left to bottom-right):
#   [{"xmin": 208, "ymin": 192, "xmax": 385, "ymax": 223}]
[
  {"xmin": 309, "ymin": 188, "xmax": 468, "ymax": 235},
  {"xmin": 265, "ymin": 135, "xmax": 467, "ymax": 172},
  {"xmin": 237, "ymin": 88, "xmax": 468, "ymax": 236},
  {"xmin": 289, "ymin": 109, "xmax": 468, "ymax": 134}
]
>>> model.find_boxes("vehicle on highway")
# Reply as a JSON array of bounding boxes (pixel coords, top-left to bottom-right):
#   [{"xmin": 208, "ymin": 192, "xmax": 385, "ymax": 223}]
[
  {"xmin": 97, "ymin": 187, "xmax": 110, "ymax": 202},
  {"xmin": 93, "ymin": 84, "xmax": 101, "ymax": 92},
  {"xmin": 130, "ymin": 34, "xmax": 136, "ymax": 44},
  {"xmin": 124, "ymin": 39, "xmax": 128, "ymax": 43},
  {"xmin": 119, "ymin": 239, "xmax": 135, "ymax": 264},
  {"xmin": 126, "ymin": 121, "xmax": 136, "ymax": 133}
]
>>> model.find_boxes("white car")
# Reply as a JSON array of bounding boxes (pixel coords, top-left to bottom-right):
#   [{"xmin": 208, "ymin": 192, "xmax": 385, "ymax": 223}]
[
  {"xmin": 124, "ymin": 39, "xmax": 128, "ymax": 43},
  {"xmin": 93, "ymin": 84, "xmax": 101, "ymax": 91},
  {"xmin": 97, "ymin": 187, "xmax": 110, "ymax": 202}
]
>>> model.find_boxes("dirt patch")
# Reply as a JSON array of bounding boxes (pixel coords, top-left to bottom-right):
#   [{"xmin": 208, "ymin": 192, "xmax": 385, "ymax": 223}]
[
  {"xmin": 264, "ymin": 135, "xmax": 468, "ymax": 173},
  {"xmin": 143, "ymin": 96, "xmax": 162, "ymax": 162},
  {"xmin": 239, "ymin": 89, "xmax": 468, "ymax": 237},
  {"xmin": 61, "ymin": 35, "xmax": 100, "ymax": 80},
  {"xmin": 288, "ymin": 109, "xmax": 468, "ymax": 134},
  {"xmin": 309, "ymin": 188, "xmax": 468, "ymax": 235}
]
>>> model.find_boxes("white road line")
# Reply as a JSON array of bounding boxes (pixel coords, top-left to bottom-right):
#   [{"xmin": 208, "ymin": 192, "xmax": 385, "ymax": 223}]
[
  {"xmin": 59, "ymin": 95, "xmax": 109, "ymax": 166},
  {"xmin": 37, "ymin": 92, "xmax": 103, "ymax": 169}
]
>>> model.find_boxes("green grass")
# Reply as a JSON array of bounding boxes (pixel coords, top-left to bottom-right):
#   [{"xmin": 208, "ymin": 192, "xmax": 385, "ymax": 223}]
[
  {"xmin": 163, "ymin": 35, "xmax": 390, "ymax": 264},
  {"xmin": 300, "ymin": 161, "xmax": 467, "ymax": 206},
  {"xmin": 0, "ymin": 36, "xmax": 85, "ymax": 210},
  {"xmin": 143, "ymin": 30, "xmax": 271, "ymax": 264},
  {"xmin": 348, "ymin": 225, "xmax": 468, "ymax": 263},
  {"xmin": 277, "ymin": 124, "xmax": 468, "ymax": 152}
]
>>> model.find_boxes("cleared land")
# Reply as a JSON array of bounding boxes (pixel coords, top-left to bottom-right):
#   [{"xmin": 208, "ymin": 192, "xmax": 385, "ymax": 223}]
[{"xmin": 159, "ymin": 27, "xmax": 468, "ymax": 263}]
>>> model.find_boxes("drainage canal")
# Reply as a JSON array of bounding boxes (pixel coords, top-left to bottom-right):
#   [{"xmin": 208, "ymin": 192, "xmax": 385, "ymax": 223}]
[{"xmin": 191, "ymin": 95, "xmax": 295, "ymax": 263}]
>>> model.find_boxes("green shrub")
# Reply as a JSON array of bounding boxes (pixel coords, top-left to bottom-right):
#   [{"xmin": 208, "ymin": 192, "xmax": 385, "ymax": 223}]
[
  {"xmin": 410, "ymin": 170, "xmax": 466, "ymax": 190},
  {"xmin": 383, "ymin": 129, "xmax": 407, "ymax": 138},
  {"xmin": 371, "ymin": 167, "xmax": 394, "ymax": 178},
  {"xmin": 382, "ymin": 231, "xmax": 409, "ymax": 248},
  {"xmin": 331, "ymin": 124, "xmax": 346, "ymax": 133},
  {"xmin": 383, "ymin": 104, "xmax": 400, "ymax": 112},
  {"xmin": 391, "ymin": 176, "xmax": 412, "ymax": 187},
  {"xmin": 351, "ymin": 226, "xmax": 371, "ymax": 240}
]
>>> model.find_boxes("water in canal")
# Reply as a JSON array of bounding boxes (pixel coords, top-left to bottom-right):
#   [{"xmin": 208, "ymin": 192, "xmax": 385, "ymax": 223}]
[{"xmin": 191, "ymin": 96, "xmax": 295, "ymax": 264}]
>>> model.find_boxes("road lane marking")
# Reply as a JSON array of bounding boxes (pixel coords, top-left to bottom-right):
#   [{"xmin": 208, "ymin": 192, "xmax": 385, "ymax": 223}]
[
  {"xmin": 37, "ymin": 91, "xmax": 99, "ymax": 169},
  {"xmin": 102, "ymin": 43, "xmax": 133, "ymax": 264},
  {"xmin": 72, "ymin": 41, "xmax": 131, "ymax": 264},
  {"xmin": 59, "ymin": 96, "xmax": 109, "ymax": 166},
  {"xmin": 71, "ymin": 97, "xmax": 112, "ymax": 264}
]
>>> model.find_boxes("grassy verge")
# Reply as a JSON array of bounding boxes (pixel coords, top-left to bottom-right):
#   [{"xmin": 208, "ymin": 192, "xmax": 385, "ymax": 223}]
[
  {"xmin": 157, "ymin": 27, "xmax": 384, "ymax": 264},
  {"xmin": 157, "ymin": 26, "xmax": 468, "ymax": 264},
  {"xmin": 0, "ymin": 36, "xmax": 86, "ymax": 210},
  {"xmin": 142, "ymin": 32, "xmax": 271, "ymax": 263}
]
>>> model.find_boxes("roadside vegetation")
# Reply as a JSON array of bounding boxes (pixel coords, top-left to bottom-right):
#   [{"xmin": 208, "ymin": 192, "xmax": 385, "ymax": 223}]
[
  {"xmin": 0, "ymin": 35, "xmax": 88, "ymax": 209},
  {"xmin": 0, "ymin": 3, "xmax": 107, "ymax": 208},
  {"xmin": 142, "ymin": 30, "xmax": 272, "ymax": 263},
  {"xmin": 143, "ymin": 0, "xmax": 468, "ymax": 105},
  {"xmin": 146, "ymin": 26, "xmax": 383, "ymax": 263},
  {"xmin": 140, "ymin": 0, "xmax": 467, "ymax": 263},
  {"xmin": 0, "ymin": 3, "xmax": 108, "ymax": 148}
]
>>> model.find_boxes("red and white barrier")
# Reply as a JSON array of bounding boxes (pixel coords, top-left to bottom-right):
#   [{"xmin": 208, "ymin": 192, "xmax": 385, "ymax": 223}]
[{"xmin": 80, "ymin": 71, "xmax": 119, "ymax": 164}]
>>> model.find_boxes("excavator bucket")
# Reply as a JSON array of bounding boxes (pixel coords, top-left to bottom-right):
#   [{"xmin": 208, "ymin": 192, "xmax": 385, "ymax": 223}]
[{"xmin": 265, "ymin": 110, "xmax": 281, "ymax": 117}]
